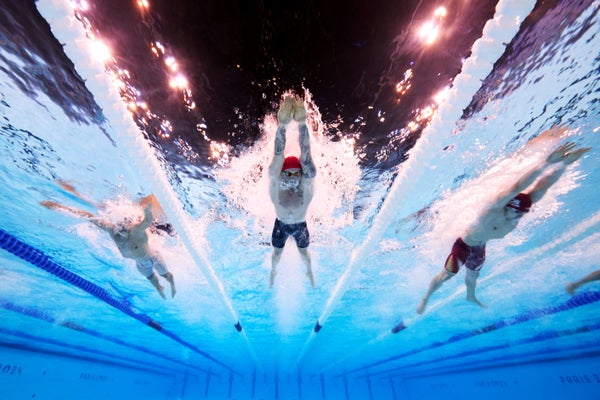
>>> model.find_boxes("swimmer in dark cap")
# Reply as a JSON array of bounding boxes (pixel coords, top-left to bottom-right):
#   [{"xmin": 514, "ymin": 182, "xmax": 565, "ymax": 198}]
[
  {"xmin": 268, "ymin": 95, "xmax": 317, "ymax": 288},
  {"xmin": 417, "ymin": 141, "xmax": 590, "ymax": 314}
]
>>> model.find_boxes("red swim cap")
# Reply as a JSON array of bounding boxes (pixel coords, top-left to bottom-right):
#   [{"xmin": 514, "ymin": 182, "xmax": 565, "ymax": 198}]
[
  {"xmin": 282, "ymin": 156, "xmax": 302, "ymax": 171},
  {"xmin": 507, "ymin": 193, "xmax": 532, "ymax": 212}
]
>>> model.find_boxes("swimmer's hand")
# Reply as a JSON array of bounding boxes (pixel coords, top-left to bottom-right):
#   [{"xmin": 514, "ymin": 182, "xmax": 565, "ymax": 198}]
[
  {"xmin": 564, "ymin": 146, "xmax": 591, "ymax": 164},
  {"xmin": 292, "ymin": 96, "xmax": 307, "ymax": 123},
  {"xmin": 547, "ymin": 142, "xmax": 577, "ymax": 163},
  {"xmin": 277, "ymin": 96, "xmax": 294, "ymax": 125},
  {"xmin": 547, "ymin": 142, "xmax": 590, "ymax": 164}
]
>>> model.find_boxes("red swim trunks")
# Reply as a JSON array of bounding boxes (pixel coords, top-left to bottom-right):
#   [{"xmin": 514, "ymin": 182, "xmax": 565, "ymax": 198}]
[{"xmin": 444, "ymin": 238, "xmax": 486, "ymax": 273}]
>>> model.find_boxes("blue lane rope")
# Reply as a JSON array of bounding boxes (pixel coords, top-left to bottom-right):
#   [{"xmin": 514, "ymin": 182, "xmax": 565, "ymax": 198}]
[
  {"xmin": 0, "ymin": 227, "xmax": 238, "ymax": 375},
  {"xmin": 0, "ymin": 327, "xmax": 174, "ymax": 377},
  {"xmin": 0, "ymin": 298, "xmax": 218, "ymax": 376},
  {"xmin": 341, "ymin": 290, "xmax": 600, "ymax": 376},
  {"xmin": 359, "ymin": 321, "xmax": 600, "ymax": 381}
]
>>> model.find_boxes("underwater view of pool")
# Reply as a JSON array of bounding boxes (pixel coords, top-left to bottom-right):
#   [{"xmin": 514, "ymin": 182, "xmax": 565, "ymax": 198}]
[{"xmin": 1, "ymin": 0, "xmax": 599, "ymax": 398}]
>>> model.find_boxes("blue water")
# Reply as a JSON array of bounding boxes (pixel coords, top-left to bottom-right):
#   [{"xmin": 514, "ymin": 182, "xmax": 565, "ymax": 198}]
[{"xmin": 1, "ymin": 1, "xmax": 599, "ymax": 399}]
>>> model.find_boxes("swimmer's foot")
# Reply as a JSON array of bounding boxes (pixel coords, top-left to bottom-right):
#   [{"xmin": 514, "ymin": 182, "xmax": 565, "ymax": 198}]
[
  {"xmin": 565, "ymin": 283, "xmax": 577, "ymax": 296},
  {"xmin": 170, "ymin": 283, "xmax": 177, "ymax": 298},
  {"xmin": 157, "ymin": 285, "xmax": 166, "ymax": 300},
  {"xmin": 466, "ymin": 295, "xmax": 486, "ymax": 308}
]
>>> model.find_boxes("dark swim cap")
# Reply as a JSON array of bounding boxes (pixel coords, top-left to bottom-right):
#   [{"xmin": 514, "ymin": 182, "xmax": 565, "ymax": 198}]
[
  {"xmin": 506, "ymin": 193, "xmax": 532, "ymax": 212},
  {"xmin": 282, "ymin": 156, "xmax": 302, "ymax": 171}
]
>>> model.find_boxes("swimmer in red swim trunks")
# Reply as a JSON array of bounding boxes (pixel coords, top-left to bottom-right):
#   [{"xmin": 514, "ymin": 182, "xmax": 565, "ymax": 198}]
[
  {"xmin": 417, "ymin": 141, "xmax": 590, "ymax": 314},
  {"xmin": 268, "ymin": 95, "xmax": 317, "ymax": 288}
]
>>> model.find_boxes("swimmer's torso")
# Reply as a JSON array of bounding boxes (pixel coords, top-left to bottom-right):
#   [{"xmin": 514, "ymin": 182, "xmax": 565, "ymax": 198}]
[
  {"xmin": 274, "ymin": 188, "xmax": 309, "ymax": 224},
  {"xmin": 464, "ymin": 209, "xmax": 520, "ymax": 245},
  {"xmin": 112, "ymin": 229, "xmax": 151, "ymax": 260}
]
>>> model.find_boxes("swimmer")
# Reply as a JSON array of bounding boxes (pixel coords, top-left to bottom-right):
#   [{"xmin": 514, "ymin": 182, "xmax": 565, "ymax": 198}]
[
  {"xmin": 41, "ymin": 189, "xmax": 176, "ymax": 299},
  {"xmin": 417, "ymin": 139, "xmax": 590, "ymax": 314},
  {"xmin": 268, "ymin": 95, "xmax": 317, "ymax": 288}
]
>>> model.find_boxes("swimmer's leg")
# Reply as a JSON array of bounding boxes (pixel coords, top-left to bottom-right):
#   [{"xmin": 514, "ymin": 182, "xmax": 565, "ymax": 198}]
[
  {"xmin": 161, "ymin": 271, "xmax": 176, "ymax": 298},
  {"xmin": 270, "ymin": 247, "xmax": 284, "ymax": 288},
  {"xmin": 465, "ymin": 268, "xmax": 486, "ymax": 308},
  {"xmin": 147, "ymin": 272, "xmax": 166, "ymax": 299},
  {"xmin": 417, "ymin": 269, "xmax": 454, "ymax": 314},
  {"xmin": 566, "ymin": 269, "xmax": 600, "ymax": 295},
  {"xmin": 298, "ymin": 247, "xmax": 315, "ymax": 288}
]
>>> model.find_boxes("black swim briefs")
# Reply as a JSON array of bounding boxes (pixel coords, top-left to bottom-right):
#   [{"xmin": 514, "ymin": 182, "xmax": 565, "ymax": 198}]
[{"xmin": 271, "ymin": 219, "xmax": 310, "ymax": 249}]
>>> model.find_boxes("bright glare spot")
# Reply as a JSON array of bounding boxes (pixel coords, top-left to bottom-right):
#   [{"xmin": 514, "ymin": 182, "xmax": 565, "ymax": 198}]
[
  {"xmin": 418, "ymin": 21, "xmax": 439, "ymax": 45},
  {"xmin": 434, "ymin": 6, "xmax": 447, "ymax": 18},
  {"xmin": 433, "ymin": 86, "xmax": 450, "ymax": 104},
  {"xmin": 112, "ymin": 79, "xmax": 125, "ymax": 90},
  {"xmin": 210, "ymin": 141, "xmax": 230, "ymax": 162},
  {"xmin": 151, "ymin": 41, "xmax": 165, "ymax": 57},
  {"xmin": 159, "ymin": 120, "xmax": 172, "ymax": 138},
  {"xmin": 90, "ymin": 40, "xmax": 112, "ymax": 63},
  {"xmin": 76, "ymin": 0, "xmax": 90, "ymax": 11},
  {"xmin": 342, "ymin": 136, "xmax": 356, "ymax": 152},
  {"xmin": 418, "ymin": 106, "xmax": 434, "ymax": 120},
  {"xmin": 169, "ymin": 74, "xmax": 188, "ymax": 90},
  {"xmin": 137, "ymin": 0, "xmax": 150, "ymax": 10},
  {"xmin": 165, "ymin": 56, "xmax": 178, "ymax": 71},
  {"xmin": 117, "ymin": 68, "xmax": 131, "ymax": 79},
  {"xmin": 395, "ymin": 68, "xmax": 413, "ymax": 95}
]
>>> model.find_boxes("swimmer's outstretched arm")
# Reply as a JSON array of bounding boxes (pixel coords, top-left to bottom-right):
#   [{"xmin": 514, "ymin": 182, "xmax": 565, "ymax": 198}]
[
  {"xmin": 528, "ymin": 144, "xmax": 590, "ymax": 203},
  {"xmin": 293, "ymin": 97, "xmax": 316, "ymax": 179},
  {"xmin": 41, "ymin": 200, "xmax": 95, "ymax": 219},
  {"xmin": 269, "ymin": 96, "xmax": 293, "ymax": 177},
  {"xmin": 56, "ymin": 180, "xmax": 102, "ymax": 209},
  {"xmin": 40, "ymin": 200, "xmax": 115, "ymax": 232},
  {"xmin": 525, "ymin": 126, "xmax": 569, "ymax": 148},
  {"xmin": 493, "ymin": 143, "xmax": 587, "ymax": 208}
]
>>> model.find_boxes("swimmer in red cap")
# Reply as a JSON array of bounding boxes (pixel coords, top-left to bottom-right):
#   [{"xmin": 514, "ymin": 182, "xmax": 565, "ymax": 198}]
[
  {"xmin": 417, "ymin": 140, "xmax": 590, "ymax": 314},
  {"xmin": 268, "ymin": 95, "xmax": 317, "ymax": 288}
]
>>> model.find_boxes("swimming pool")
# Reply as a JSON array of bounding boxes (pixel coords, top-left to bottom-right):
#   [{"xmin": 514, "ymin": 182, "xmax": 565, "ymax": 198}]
[{"xmin": 1, "ymin": 0, "xmax": 599, "ymax": 399}]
